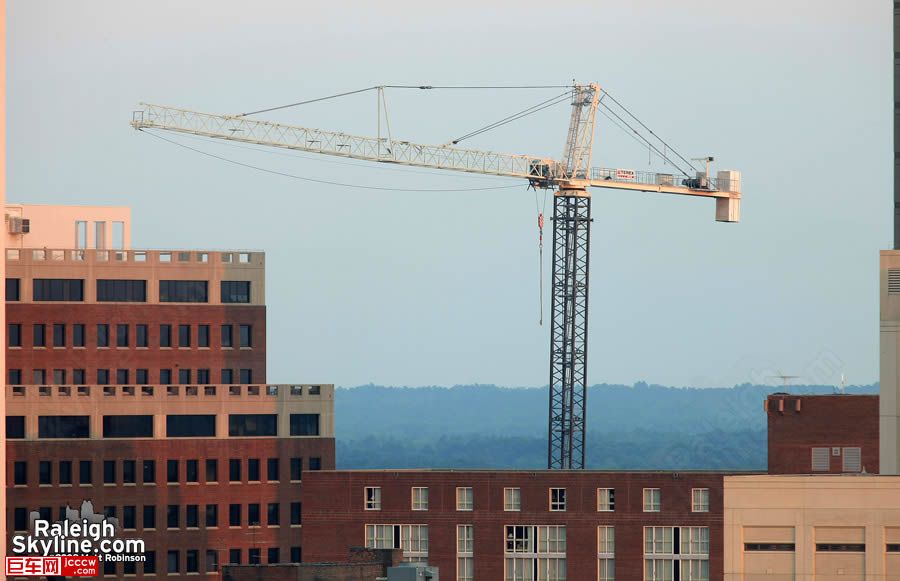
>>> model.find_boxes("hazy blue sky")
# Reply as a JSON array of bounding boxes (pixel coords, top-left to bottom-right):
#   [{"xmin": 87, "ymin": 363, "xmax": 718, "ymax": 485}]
[{"xmin": 7, "ymin": 1, "xmax": 889, "ymax": 388}]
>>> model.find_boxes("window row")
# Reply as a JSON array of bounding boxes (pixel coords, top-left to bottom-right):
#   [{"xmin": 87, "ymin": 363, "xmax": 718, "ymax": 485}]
[
  {"xmin": 6, "ymin": 413, "xmax": 319, "ymax": 439},
  {"xmin": 5, "ymin": 278, "xmax": 252, "ymax": 304},
  {"xmin": 9, "ymin": 367, "xmax": 255, "ymax": 386},
  {"xmin": 12, "ymin": 502, "xmax": 301, "ymax": 533},
  {"xmin": 8, "ymin": 322, "xmax": 253, "ymax": 349},
  {"xmin": 362, "ymin": 486, "xmax": 710, "ymax": 513},
  {"xmin": 10, "ymin": 383, "xmax": 320, "ymax": 398},
  {"xmin": 10, "ymin": 457, "xmax": 320, "ymax": 486}
]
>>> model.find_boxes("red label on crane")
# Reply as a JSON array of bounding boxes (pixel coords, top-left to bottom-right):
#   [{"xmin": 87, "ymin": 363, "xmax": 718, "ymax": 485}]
[
  {"xmin": 538, "ymin": 214, "xmax": 544, "ymax": 230},
  {"xmin": 615, "ymin": 169, "xmax": 636, "ymax": 180}
]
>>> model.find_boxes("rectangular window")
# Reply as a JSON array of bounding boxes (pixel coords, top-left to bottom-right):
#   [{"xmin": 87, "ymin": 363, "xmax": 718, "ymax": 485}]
[
  {"xmin": 115, "ymin": 369, "xmax": 129, "ymax": 384},
  {"xmin": 7, "ymin": 416, "xmax": 25, "ymax": 439},
  {"xmin": 206, "ymin": 504, "xmax": 218, "ymax": 527},
  {"xmin": 102, "ymin": 415, "xmax": 152, "ymax": 438},
  {"xmin": 267, "ymin": 548, "xmax": 279, "ymax": 564},
  {"xmin": 289, "ymin": 413, "xmax": 320, "ymax": 436},
  {"xmin": 178, "ymin": 368, "xmax": 191, "ymax": 384},
  {"xmin": 550, "ymin": 487, "xmax": 567, "ymax": 511},
  {"xmin": 39, "ymin": 461, "xmax": 52, "ymax": 485},
  {"xmin": 167, "ymin": 460, "xmax": 179, "ymax": 484},
  {"xmin": 291, "ymin": 502, "xmax": 302, "ymax": 525},
  {"xmin": 116, "ymin": 324, "xmax": 129, "ymax": 347},
  {"xmin": 221, "ymin": 325, "xmax": 233, "ymax": 347},
  {"xmin": 14, "ymin": 461, "xmax": 27, "ymax": 485},
  {"xmin": 166, "ymin": 415, "xmax": 216, "ymax": 437},
  {"xmin": 228, "ymin": 414, "xmax": 277, "ymax": 437},
  {"xmin": 692, "ymin": 488, "xmax": 709, "ymax": 512},
  {"xmin": 229, "ymin": 504, "xmax": 241, "ymax": 527},
  {"xmin": 142, "ymin": 460, "xmax": 156, "ymax": 484},
  {"xmin": 456, "ymin": 487, "xmax": 474, "ymax": 511},
  {"xmin": 178, "ymin": 324, "xmax": 191, "ymax": 347},
  {"xmin": 366, "ymin": 524, "xmax": 430, "ymax": 561},
  {"xmin": 96, "ymin": 368, "xmax": 110, "ymax": 384},
  {"xmin": 251, "ymin": 458, "xmax": 270, "ymax": 484},
  {"xmin": 14, "ymin": 508, "xmax": 27, "ymax": 531},
  {"xmin": 79, "ymin": 460, "xmax": 92, "ymax": 485},
  {"xmin": 221, "ymin": 281, "xmax": 251, "ymax": 303},
  {"xmin": 598, "ymin": 526, "xmax": 615, "ymax": 581},
  {"xmin": 206, "ymin": 550, "xmax": 218, "ymax": 573},
  {"xmin": 33, "ymin": 369, "xmax": 47, "ymax": 384},
  {"xmin": 197, "ymin": 368, "xmax": 210, "ymax": 384},
  {"xmin": 206, "ymin": 459, "xmax": 218, "ymax": 483},
  {"xmin": 309, "ymin": 457, "xmax": 322, "ymax": 471},
  {"xmin": 6, "ymin": 278, "xmax": 20, "ymax": 301},
  {"xmin": 160, "ymin": 280, "xmax": 208, "ymax": 303},
  {"xmin": 38, "ymin": 416, "xmax": 89, "ymax": 438},
  {"xmin": 290, "ymin": 548, "xmax": 301, "ymax": 564},
  {"xmin": 53, "ymin": 369, "xmax": 67, "ymax": 385},
  {"xmin": 742, "ymin": 542, "xmax": 796, "ymax": 551},
  {"xmin": 229, "ymin": 459, "xmax": 241, "ymax": 482},
  {"xmin": 412, "ymin": 487, "xmax": 429, "ymax": 511},
  {"xmin": 228, "ymin": 549, "xmax": 241, "ymax": 565},
  {"xmin": 186, "ymin": 505, "xmax": 199, "ymax": 528},
  {"xmin": 159, "ymin": 324, "xmax": 171, "ymax": 348},
  {"xmin": 812, "ymin": 447, "xmax": 830, "ymax": 471},
  {"xmin": 53, "ymin": 323, "xmax": 66, "ymax": 347},
  {"xmin": 33, "ymin": 278, "xmax": 84, "ymax": 301},
  {"xmin": 123, "ymin": 506, "xmax": 136, "ymax": 529},
  {"xmin": 198, "ymin": 324, "xmax": 210, "ymax": 347},
  {"xmin": 159, "ymin": 368, "xmax": 172, "ymax": 384},
  {"xmin": 365, "ymin": 487, "xmax": 382, "ymax": 510},
  {"xmin": 239, "ymin": 324, "xmax": 252, "ymax": 347},
  {"xmin": 458, "ymin": 524, "xmax": 474, "ymax": 553},
  {"xmin": 73, "ymin": 324, "xmax": 85, "ymax": 347},
  {"xmin": 186, "ymin": 550, "xmax": 199, "ymax": 573},
  {"xmin": 239, "ymin": 368, "xmax": 253, "ymax": 383},
  {"xmin": 290, "ymin": 458, "xmax": 302, "ymax": 481},
  {"xmin": 73, "ymin": 369, "xmax": 86, "ymax": 384},
  {"xmin": 8, "ymin": 323, "xmax": 21, "ymax": 347},
  {"xmin": 598, "ymin": 488, "xmax": 615, "ymax": 512},
  {"xmin": 267, "ymin": 503, "xmax": 280, "ymax": 526},
  {"xmin": 249, "ymin": 549, "xmax": 261, "ymax": 565},
  {"xmin": 122, "ymin": 460, "xmax": 136, "ymax": 484},
  {"xmin": 96, "ymin": 324, "xmax": 109, "ymax": 347},
  {"xmin": 248, "ymin": 458, "xmax": 260, "ymax": 482},
  {"xmin": 135, "ymin": 369, "xmax": 148, "ymax": 384},
  {"xmin": 143, "ymin": 506, "xmax": 156, "ymax": 529},
  {"xmin": 643, "ymin": 488, "xmax": 661, "ymax": 512},
  {"xmin": 33, "ymin": 323, "xmax": 46, "ymax": 347},
  {"xmin": 186, "ymin": 460, "xmax": 199, "ymax": 483},
  {"xmin": 167, "ymin": 505, "xmax": 179, "ymax": 528},
  {"xmin": 135, "ymin": 324, "xmax": 148, "ymax": 347},
  {"xmin": 96, "ymin": 279, "xmax": 147, "ymax": 302},
  {"xmin": 504, "ymin": 525, "xmax": 566, "ymax": 579},
  {"xmin": 103, "ymin": 461, "xmax": 116, "ymax": 484},
  {"xmin": 221, "ymin": 368, "xmax": 234, "ymax": 383}
]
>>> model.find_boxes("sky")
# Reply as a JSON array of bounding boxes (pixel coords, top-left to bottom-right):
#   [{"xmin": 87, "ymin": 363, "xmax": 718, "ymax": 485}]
[{"xmin": 6, "ymin": 0, "xmax": 890, "ymax": 388}]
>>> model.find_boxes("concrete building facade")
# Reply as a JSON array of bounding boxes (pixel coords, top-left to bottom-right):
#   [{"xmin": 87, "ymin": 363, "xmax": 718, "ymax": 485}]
[{"xmin": 724, "ymin": 474, "xmax": 900, "ymax": 580}]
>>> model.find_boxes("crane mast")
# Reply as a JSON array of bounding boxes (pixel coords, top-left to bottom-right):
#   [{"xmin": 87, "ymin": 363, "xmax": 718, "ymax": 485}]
[{"xmin": 131, "ymin": 84, "xmax": 741, "ymax": 471}]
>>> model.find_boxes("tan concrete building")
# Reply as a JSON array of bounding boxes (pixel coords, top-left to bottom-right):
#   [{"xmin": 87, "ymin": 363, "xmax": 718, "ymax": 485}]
[
  {"xmin": 881, "ymin": 251, "xmax": 900, "ymax": 475},
  {"xmin": 724, "ymin": 475, "xmax": 900, "ymax": 580},
  {"xmin": 4, "ymin": 204, "xmax": 131, "ymax": 250}
]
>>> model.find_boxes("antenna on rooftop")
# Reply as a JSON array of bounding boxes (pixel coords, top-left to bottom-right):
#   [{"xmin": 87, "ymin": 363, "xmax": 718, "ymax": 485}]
[{"xmin": 769, "ymin": 370, "xmax": 800, "ymax": 387}]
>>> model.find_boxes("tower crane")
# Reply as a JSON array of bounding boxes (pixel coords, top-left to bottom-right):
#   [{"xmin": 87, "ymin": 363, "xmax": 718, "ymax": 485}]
[{"xmin": 130, "ymin": 83, "xmax": 742, "ymax": 470}]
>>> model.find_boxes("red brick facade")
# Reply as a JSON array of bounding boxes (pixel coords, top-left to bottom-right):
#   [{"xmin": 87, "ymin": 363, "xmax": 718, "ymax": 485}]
[
  {"xmin": 303, "ymin": 470, "xmax": 727, "ymax": 580},
  {"xmin": 7, "ymin": 304, "xmax": 266, "ymax": 385},
  {"xmin": 766, "ymin": 393, "xmax": 879, "ymax": 474}
]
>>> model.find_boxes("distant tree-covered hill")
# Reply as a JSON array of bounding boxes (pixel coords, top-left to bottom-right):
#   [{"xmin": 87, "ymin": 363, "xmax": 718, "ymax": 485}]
[{"xmin": 334, "ymin": 382, "xmax": 877, "ymax": 470}]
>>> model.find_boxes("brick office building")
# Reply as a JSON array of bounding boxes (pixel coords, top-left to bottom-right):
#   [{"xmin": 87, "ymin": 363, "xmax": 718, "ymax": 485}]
[
  {"xmin": 765, "ymin": 393, "xmax": 879, "ymax": 474},
  {"xmin": 2, "ymin": 207, "xmax": 335, "ymax": 578},
  {"xmin": 303, "ymin": 470, "xmax": 733, "ymax": 581}
]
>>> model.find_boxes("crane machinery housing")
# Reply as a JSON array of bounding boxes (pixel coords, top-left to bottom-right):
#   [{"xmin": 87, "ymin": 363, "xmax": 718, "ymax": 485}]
[{"xmin": 131, "ymin": 82, "xmax": 742, "ymax": 470}]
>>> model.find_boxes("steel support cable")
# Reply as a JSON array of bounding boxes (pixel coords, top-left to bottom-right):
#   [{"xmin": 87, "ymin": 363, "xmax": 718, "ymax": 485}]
[
  {"xmin": 598, "ymin": 108, "xmax": 678, "ymax": 170},
  {"xmin": 450, "ymin": 91, "xmax": 574, "ymax": 145},
  {"xmin": 599, "ymin": 105, "xmax": 692, "ymax": 178},
  {"xmin": 139, "ymin": 129, "xmax": 523, "ymax": 193},
  {"xmin": 600, "ymin": 89, "xmax": 699, "ymax": 174}
]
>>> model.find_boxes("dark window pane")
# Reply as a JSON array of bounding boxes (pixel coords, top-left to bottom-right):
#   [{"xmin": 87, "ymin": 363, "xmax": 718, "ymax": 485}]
[
  {"xmin": 38, "ymin": 416, "xmax": 89, "ymax": 438},
  {"xmin": 290, "ymin": 414, "xmax": 320, "ymax": 436},
  {"xmin": 167, "ymin": 550, "xmax": 179, "ymax": 573},
  {"xmin": 178, "ymin": 324, "xmax": 191, "ymax": 347},
  {"xmin": 167, "ymin": 505, "xmax": 179, "ymax": 528},
  {"xmin": 116, "ymin": 369, "xmax": 129, "ymax": 384},
  {"xmin": 221, "ymin": 369, "xmax": 233, "ymax": 383},
  {"xmin": 102, "ymin": 415, "xmax": 152, "ymax": 438},
  {"xmin": 6, "ymin": 278, "xmax": 20, "ymax": 301},
  {"xmin": 136, "ymin": 324, "xmax": 148, "ymax": 347},
  {"xmin": 229, "ymin": 504, "xmax": 241, "ymax": 526},
  {"xmin": 123, "ymin": 506, "xmax": 136, "ymax": 529},
  {"xmin": 97, "ymin": 368, "xmax": 110, "ymax": 384},
  {"xmin": 144, "ymin": 551, "xmax": 156, "ymax": 574},
  {"xmin": 248, "ymin": 504, "xmax": 260, "ymax": 526},
  {"xmin": 178, "ymin": 368, "xmax": 191, "ymax": 384},
  {"xmin": 7, "ymin": 416, "xmax": 25, "ymax": 439},
  {"xmin": 52, "ymin": 323, "xmax": 66, "ymax": 347},
  {"xmin": 221, "ymin": 325, "xmax": 233, "ymax": 347},
  {"xmin": 267, "ymin": 503, "xmax": 279, "ymax": 526},
  {"xmin": 144, "ymin": 506, "xmax": 157, "ymax": 529},
  {"xmin": 186, "ymin": 460, "xmax": 199, "ymax": 483},
  {"xmin": 205, "ymin": 459, "xmax": 218, "ymax": 483},
  {"xmin": 290, "ymin": 547, "xmax": 301, "ymax": 564},
  {"xmin": 136, "ymin": 369, "xmax": 149, "ymax": 384},
  {"xmin": 309, "ymin": 457, "xmax": 321, "ymax": 471},
  {"xmin": 198, "ymin": 325, "xmax": 210, "ymax": 347},
  {"xmin": 229, "ymin": 459, "xmax": 241, "ymax": 482},
  {"xmin": 159, "ymin": 324, "xmax": 171, "ymax": 348},
  {"xmin": 186, "ymin": 550, "xmax": 198, "ymax": 573},
  {"xmin": 33, "ymin": 324, "xmax": 45, "ymax": 347},
  {"xmin": 239, "ymin": 368, "xmax": 253, "ymax": 383},
  {"xmin": 267, "ymin": 548, "xmax": 280, "ymax": 564},
  {"xmin": 167, "ymin": 460, "xmax": 179, "ymax": 483},
  {"xmin": 96, "ymin": 279, "xmax": 147, "ymax": 302},
  {"xmin": 8, "ymin": 324, "xmax": 21, "ymax": 347},
  {"xmin": 221, "ymin": 281, "xmax": 251, "ymax": 303},
  {"xmin": 228, "ymin": 549, "xmax": 241, "ymax": 565},
  {"xmin": 103, "ymin": 460, "xmax": 116, "ymax": 484},
  {"xmin": 205, "ymin": 504, "xmax": 218, "ymax": 527},
  {"xmin": 123, "ymin": 460, "xmax": 136, "ymax": 484},
  {"xmin": 186, "ymin": 505, "xmax": 199, "ymax": 528},
  {"xmin": 248, "ymin": 459, "xmax": 260, "ymax": 481},
  {"xmin": 160, "ymin": 369, "xmax": 172, "ymax": 384},
  {"xmin": 239, "ymin": 325, "xmax": 252, "ymax": 348},
  {"xmin": 73, "ymin": 369, "xmax": 85, "ymax": 384},
  {"xmin": 267, "ymin": 458, "xmax": 279, "ymax": 481},
  {"xmin": 39, "ymin": 461, "xmax": 52, "ymax": 484},
  {"xmin": 159, "ymin": 280, "xmax": 208, "ymax": 303},
  {"xmin": 143, "ymin": 460, "xmax": 156, "ymax": 484},
  {"xmin": 290, "ymin": 458, "xmax": 302, "ymax": 481},
  {"xmin": 228, "ymin": 414, "xmax": 276, "ymax": 437},
  {"xmin": 13, "ymin": 461, "xmax": 27, "ymax": 485},
  {"xmin": 116, "ymin": 324, "xmax": 129, "ymax": 347},
  {"xmin": 96, "ymin": 324, "xmax": 109, "ymax": 347},
  {"xmin": 79, "ymin": 460, "xmax": 92, "ymax": 484},
  {"xmin": 33, "ymin": 278, "xmax": 84, "ymax": 301},
  {"xmin": 290, "ymin": 502, "xmax": 301, "ymax": 525},
  {"xmin": 166, "ymin": 415, "xmax": 216, "ymax": 437},
  {"xmin": 59, "ymin": 461, "xmax": 72, "ymax": 484},
  {"xmin": 197, "ymin": 369, "xmax": 210, "ymax": 384},
  {"xmin": 249, "ymin": 549, "xmax": 260, "ymax": 565},
  {"xmin": 73, "ymin": 324, "xmax": 85, "ymax": 347}
]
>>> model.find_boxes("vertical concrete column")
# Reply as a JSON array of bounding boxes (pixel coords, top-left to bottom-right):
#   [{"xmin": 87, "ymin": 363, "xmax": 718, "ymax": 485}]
[{"xmin": 881, "ymin": 252, "xmax": 900, "ymax": 475}]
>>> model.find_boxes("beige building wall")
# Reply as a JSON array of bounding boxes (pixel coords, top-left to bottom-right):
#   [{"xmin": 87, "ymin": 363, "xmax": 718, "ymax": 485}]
[
  {"xmin": 1, "ymin": 1, "xmax": 7, "ymax": 575},
  {"xmin": 881, "ymin": 251, "xmax": 900, "ymax": 475},
  {"xmin": 724, "ymin": 475, "xmax": 900, "ymax": 581},
  {"xmin": 4, "ymin": 204, "xmax": 130, "ymax": 250}
]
